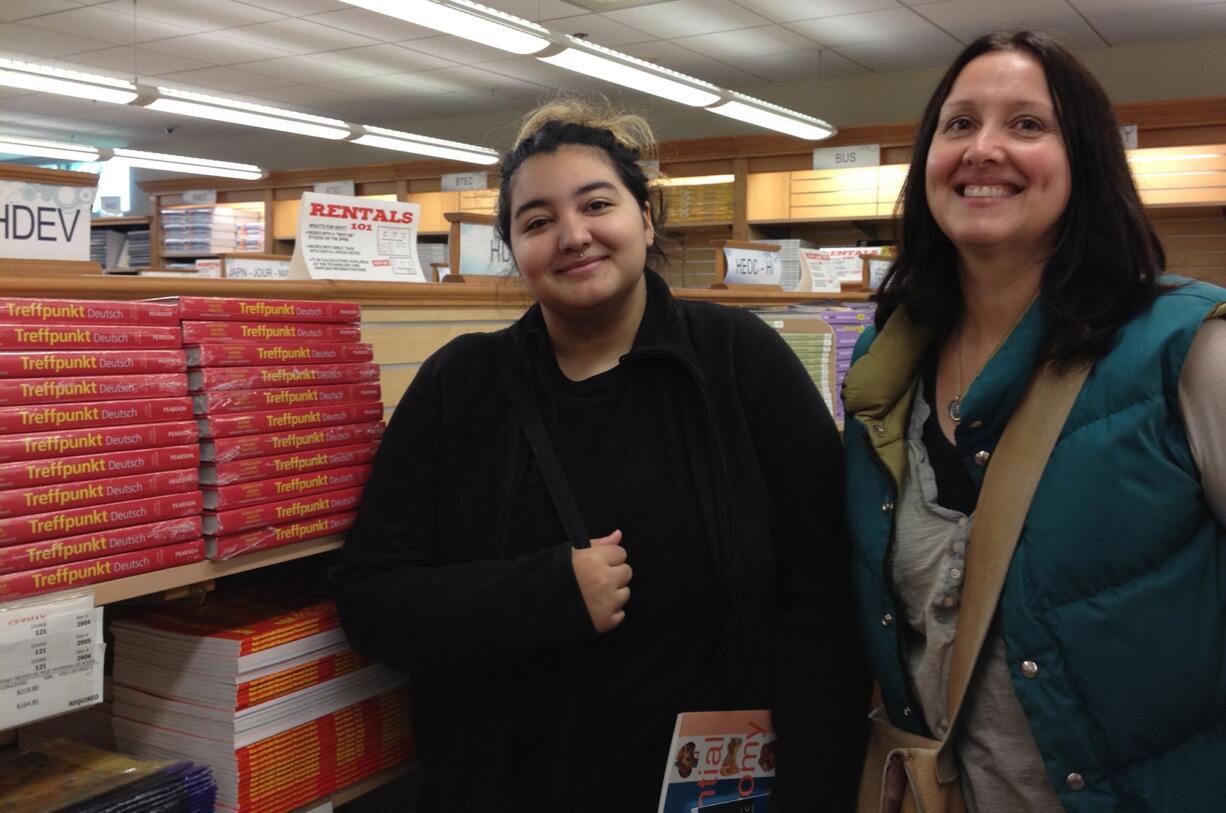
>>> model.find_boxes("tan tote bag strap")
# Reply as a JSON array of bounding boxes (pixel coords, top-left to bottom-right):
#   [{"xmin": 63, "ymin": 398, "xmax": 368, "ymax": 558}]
[{"xmin": 939, "ymin": 361, "xmax": 1091, "ymax": 764}]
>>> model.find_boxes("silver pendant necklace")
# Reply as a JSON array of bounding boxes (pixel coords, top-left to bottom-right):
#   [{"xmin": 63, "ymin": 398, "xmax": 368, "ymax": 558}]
[{"xmin": 948, "ymin": 331, "xmax": 963, "ymax": 425}]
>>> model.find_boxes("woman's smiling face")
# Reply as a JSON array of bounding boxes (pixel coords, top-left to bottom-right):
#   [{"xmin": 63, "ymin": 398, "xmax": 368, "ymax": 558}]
[
  {"xmin": 925, "ymin": 49, "xmax": 1071, "ymax": 263},
  {"xmin": 507, "ymin": 144, "xmax": 653, "ymax": 320}
]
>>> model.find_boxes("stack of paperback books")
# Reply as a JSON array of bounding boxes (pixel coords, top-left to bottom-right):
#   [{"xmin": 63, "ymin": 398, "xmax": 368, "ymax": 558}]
[
  {"xmin": 110, "ymin": 588, "xmax": 412, "ymax": 813},
  {"xmin": 0, "ymin": 297, "xmax": 205, "ymax": 599},
  {"xmin": 0, "ymin": 738, "xmax": 215, "ymax": 812},
  {"xmin": 175, "ymin": 296, "xmax": 383, "ymax": 561}
]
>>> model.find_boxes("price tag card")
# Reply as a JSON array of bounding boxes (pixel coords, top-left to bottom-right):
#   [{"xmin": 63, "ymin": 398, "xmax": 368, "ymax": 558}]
[
  {"xmin": 224, "ymin": 256, "xmax": 291, "ymax": 280},
  {"xmin": 0, "ymin": 591, "xmax": 103, "ymax": 728},
  {"xmin": 722, "ymin": 246, "xmax": 781, "ymax": 286},
  {"xmin": 288, "ymin": 192, "xmax": 425, "ymax": 283},
  {"xmin": 798, "ymin": 249, "xmax": 843, "ymax": 294}
]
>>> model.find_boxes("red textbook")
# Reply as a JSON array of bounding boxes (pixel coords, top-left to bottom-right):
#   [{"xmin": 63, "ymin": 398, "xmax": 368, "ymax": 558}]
[
  {"xmin": 0, "ymin": 421, "xmax": 199, "ymax": 465},
  {"xmin": 200, "ymin": 422, "xmax": 384, "ymax": 464},
  {"xmin": 0, "ymin": 349, "xmax": 186, "ymax": 379},
  {"xmin": 181, "ymin": 321, "xmax": 362, "ymax": 345},
  {"xmin": 0, "ymin": 298, "xmax": 179, "ymax": 325},
  {"xmin": 186, "ymin": 342, "xmax": 373, "ymax": 367},
  {"xmin": 167, "ymin": 297, "xmax": 360, "ymax": 324}
]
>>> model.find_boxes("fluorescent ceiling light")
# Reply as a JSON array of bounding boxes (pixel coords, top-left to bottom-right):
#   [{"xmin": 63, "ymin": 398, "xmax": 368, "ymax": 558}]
[
  {"xmin": 352, "ymin": 126, "xmax": 499, "ymax": 165},
  {"xmin": 541, "ymin": 39, "xmax": 721, "ymax": 107},
  {"xmin": 707, "ymin": 94, "xmax": 834, "ymax": 141},
  {"xmin": 339, "ymin": 0, "xmax": 551, "ymax": 55},
  {"xmin": 111, "ymin": 148, "xmax": 264, "ymax": 180},
  {"xmin": 142, "ymin": 88, "xmax": 351, "ymax": 140},
  {"xmin": 0, "ymin": 57, "xmax": 137, "ymax": 104},
  {"xmin": 651, "ymin": 174, "xmax": 734, "ymax": 187},
  {"xmin": 0, "ymin": 135, "xmax": 100, "ymax": 163}
]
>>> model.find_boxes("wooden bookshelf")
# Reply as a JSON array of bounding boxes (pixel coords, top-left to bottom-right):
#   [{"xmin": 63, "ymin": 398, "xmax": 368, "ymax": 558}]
[{"xmin": 91, "ymin": 535, "xmax": 344, "ymax": 606}]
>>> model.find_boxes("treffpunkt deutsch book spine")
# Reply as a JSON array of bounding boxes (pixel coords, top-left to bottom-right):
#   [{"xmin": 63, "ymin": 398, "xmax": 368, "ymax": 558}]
[
  {"xmin": 186, "ymin": 342, "xmax": 373, "ymax": 367},
  {"xmin": 0, "ymin": 397, "xmax": 194, "ymax": 435},
  {"xmin": 202, "ymin": 466, "xmax": 370, "ymax": 510},
  {"xmin": 0, "ymin": 324, "xmax": 183, "ymax": 350},
  {"xmin": 0, "ymin": 349, "xmax": 186, "ymax": 379},
  {"xmin": 0, "ymin": 538, "xmax": 204, "ymax": 599},
  {"xmin": 193, "ymin": 383, "xmax": 380, "ymax": 415},
  {"xmin": 0, "ymin": 515, "xmax": 202, "ymax": 574},
  {"xmin": 0, "ymin": 373, "xmax": 188, "ymax": 406},
  {"xmin": 207, "ymin": 512, "xmax": 356, "ymax": 560},
  {"xmin": 0, "ymin": 421, "xmax": 199, "ymax": 464},
  {"xmin": 170, "ymin": 297, "xmax": 360, "ymax": 323},
  {"xmin": 188, "ymin": 363, "xmax": 380, "ymax": 392},
  {"xmin": 203, "ymin": 488, "xmax": 364, "ymax": 536},
  {"xmin": 200, "ymin": 442, "xmax": 376, "ymax": 486},
  {"xmin": 0, "ymin": 298, "xmax": 179, "ymax": 325},
  {"xmin": 0, "ymin": 491, "xmax": 203, "ymax": 547},
  {"xmin": 0, "ymin": 468, "xmax": 198, "ymax": 519},
  {"xmin": 181, "ymin": 321, "xmax": 363, "ymax": 345},
  {"xmin": 0, "ymin": 445, "xmax": 199, "ymax": 489},
  {"xmin": 197, "ymin": 403, "xmax": 384, "ymax": 439},
  {"xmin": 200, "ymin": 422, "xmax": 383, "ymax": 464}
]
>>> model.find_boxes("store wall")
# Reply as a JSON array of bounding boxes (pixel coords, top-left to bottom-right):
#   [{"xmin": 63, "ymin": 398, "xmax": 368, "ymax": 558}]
[{"xmin": 129, "ymin": 33, "xmax": 1226, "ymax": 175}]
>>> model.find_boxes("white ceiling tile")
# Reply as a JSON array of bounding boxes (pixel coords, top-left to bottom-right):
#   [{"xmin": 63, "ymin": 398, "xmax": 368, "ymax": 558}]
[
  {"xmin": 787, "ymin": 7, "xmax": 944, "ymax": 48},
  {"xmin": 1068, "ymin": 0, "xmax": 1214, "ymax": 13},
  {"xmin": 241, "ymin": 54, "xmax": 370, "ymax": 83},
  {"xmin": 0, "ymin": 1, "xmax": 85, "ymax": 23},
  {"xmin": 548, "ymin": 14, "xmax": 655, "ymax": 46},
  {"xmin": 67, "ymin": 46, "xmax": 211, "ymax": 75},
  {"xmin": 725, "ymin": 46, "xmax": 867, "ymax": 81},
  {"xmin": 0, "ymin": 22, "xmax": 103, "ymax": 56},
  {"xmin": 605, "ymin": 0, "xmax": 774, "ymax": 38},
  {"xmin": 21, "ymin": 7, "xmax": 191, "ymax": 46},
  {"xmin": 423, "ymin": 65, "xmax": 548, "ymax": 102},
  {"xmin": 480, "ymin": 55, "xmax": 584, "ymax": 85},
  {"xmin": 1090, "ymin": 3, "xmax": 1226, "ymax": 45},
  {"xmin": 732, "ymin": 0, "xmax": 901, "ymax": 24},
  {"xmin": 323, "ymin": 97, "xmax": 429, "ymax": 120},
  {"xmin": 303, "ymin": 8, "xmax": 438, "ymax": 42},
  {"xmin": 96, "ymin": 0, "xmax": 284, "ymax": 31},
  {"xmin": 379, "ymin": 92, "xmax": 507, "ymax": 115},
  {"xmin": 320, "ymin": 72, "xmax": 444, "ymax": 99},
  {"xmin": 832, "ymin": 30, "xmax": 962, "ymax": 70},
  {"xmin": 235, "ymin": 0, "xmax": 348, "ymax": 14},
  {"xmin": 224, "ymin": 18, "xmax": 378, "ymax": 54},
  {"xmin": 157, "ymin": 66, "xmax": 297, "ymax": 93},
  {"xmin": 908, "ymin": 0, "xmax": 1103, "ymax": 45},
  {"xmin": 396, "ymin": 35, "xmax": 506, "ymax": 64},
  {"xmin": 139, "ymin": 31, "xmax": 297, "ymax": 64},
  {"xmin": 320, "ymin": 44, "xmax": 454, "ymax": 75},
  {"xmin": 673, "ymin": 24, "xmax": 818, "ymax": 61},
  {"xmin": 484, "ymin": 0, "xmax": 589, "ymax": 22},
  {"xmin": 244, "ymin": 83, "xmax": 368, "ymax": 109},
  {"xmin": 617, "ymin": 40, "xmax": 772, "ymax": 87}
]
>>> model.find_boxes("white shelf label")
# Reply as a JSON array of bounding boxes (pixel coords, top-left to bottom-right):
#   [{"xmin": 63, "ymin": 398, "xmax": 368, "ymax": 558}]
[
  {"xmin": 314, "ymin": 180, "xmax": 356, "ymax": 197},
  {"xmin": 723, "ymin": 246, "xmax": 781, "ymax": 286},
  {"xmin": 812, "ymin": 144, "xmax": 879, "ymax": 170},
  {"xmin": 181, "ymin": 189, "xmax": 217, "ymax": 205},
  {"xmin": 224, "ymin": 256, "xmax": 290, "ymax": 280},
  {"xmin": 0, "ymin": 592, "xmax": 104, "ymax": 729},
  {"xmin": 0, "ymin": 180, "xmax": 95, "ymax": 262},
  {"xmin": 441, "ymin": 172, "xmax": 488, "ymax": 192},
  {"xmin": 1119, "ymin": 124, "xmax": 1138, "ymax": 150}
]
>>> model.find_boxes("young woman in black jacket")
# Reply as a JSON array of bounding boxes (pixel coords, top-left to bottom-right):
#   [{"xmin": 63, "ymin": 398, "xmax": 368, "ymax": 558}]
[{"xmin": 333, "ymin": 99, "xmax": 868, "ymax": 812}]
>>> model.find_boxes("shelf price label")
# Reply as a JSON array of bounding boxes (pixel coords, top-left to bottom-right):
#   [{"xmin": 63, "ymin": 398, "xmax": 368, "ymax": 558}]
[
  {"xmin": 0, "ymin": 591, "xmax": 104, "ymax": 729},
  {"xmin": 441, "ymin": 172, "xmax": 488, "ymax": 192},
  {"xmin": 722, "ymin": 246, "xmax": 781, "ymax": 286}
]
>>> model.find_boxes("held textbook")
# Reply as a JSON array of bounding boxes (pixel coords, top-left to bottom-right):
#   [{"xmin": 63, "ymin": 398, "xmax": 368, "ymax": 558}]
[{"xmin": 658, "ymin": 710, "xmax": 776, "ymax": 813}]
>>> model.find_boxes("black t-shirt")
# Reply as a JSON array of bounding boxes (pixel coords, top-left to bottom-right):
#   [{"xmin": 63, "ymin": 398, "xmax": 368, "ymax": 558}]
[
  {"xmin": 921, "ymin": 356, "xmax": 978, "ymax": 515},
  {"xmin": 506, "ymin": 353, "xmax": 723, "ymax": 811}
]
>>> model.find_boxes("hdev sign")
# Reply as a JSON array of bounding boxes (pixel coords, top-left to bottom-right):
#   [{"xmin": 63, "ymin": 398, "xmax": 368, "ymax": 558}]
[{"xmin": 0, "ymin": 180, "xmax": 95, "ymax": 261}]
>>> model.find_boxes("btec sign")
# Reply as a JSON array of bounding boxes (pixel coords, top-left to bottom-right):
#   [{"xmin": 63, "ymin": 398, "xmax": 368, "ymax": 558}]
[{"xmin": 0, "ymin": 181, "xmax": 95, "ymax": 261}]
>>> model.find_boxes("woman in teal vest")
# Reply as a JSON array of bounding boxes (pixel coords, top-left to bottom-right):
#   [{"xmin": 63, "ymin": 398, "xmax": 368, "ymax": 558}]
[{"xmin": 844, "ymin": 30, "xmax": 1226, "ymax": 812}]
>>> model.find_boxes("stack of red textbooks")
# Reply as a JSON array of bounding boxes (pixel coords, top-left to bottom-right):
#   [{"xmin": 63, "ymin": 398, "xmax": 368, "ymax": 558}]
[
  {"xmin": 0, "ymin": 297, "xmax": 204, "ymax": 599},
  {"xmin": 174, "ymin": 297, "xmax": 384, "ymax": 560},
  {"xmin": 110, "ymin": 588, "xmax": 412, "ymax": 813}
]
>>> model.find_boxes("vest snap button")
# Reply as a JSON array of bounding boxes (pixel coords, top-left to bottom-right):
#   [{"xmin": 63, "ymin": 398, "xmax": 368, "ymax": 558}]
[
  {"xmin": 881, "ymin": 499, "xmax": 895, "ymax": 513},
  {"xmin": 1021, "ymin": 660, "xmax": 1039, "ymax": 679},
  {"xmin": 974, "ymin": 450, "xmax": 991, "ymax": 466},
  {"xmin": 1066, "ymin": 773, "xmax": 1085, "ymax": 791},
  {"xmin": 881, "ymin": 613, "xmax": 895, "ymax": 627}
]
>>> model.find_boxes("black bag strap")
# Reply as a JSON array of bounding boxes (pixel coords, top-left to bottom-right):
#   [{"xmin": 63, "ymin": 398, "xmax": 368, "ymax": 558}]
[
  {"xmin": 496, "ymin": 330, "xmax": 590, "ymax": 549},
  {"xmin": 495, "ymin": 329, "xmax": 587, "ymax": 808}
]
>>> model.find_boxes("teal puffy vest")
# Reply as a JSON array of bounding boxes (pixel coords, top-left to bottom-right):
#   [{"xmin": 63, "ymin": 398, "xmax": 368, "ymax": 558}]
[{"xmin": 844, "ymin": 281, "xmax": 1226, "ymax": 812}]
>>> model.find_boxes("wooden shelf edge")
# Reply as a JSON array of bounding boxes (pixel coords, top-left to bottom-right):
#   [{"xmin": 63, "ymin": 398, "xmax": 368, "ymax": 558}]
[
  {"xmin": 90, "ymin": 535, "xmax": 344, "ymax": 606},
  {"xmin": 309, "ymin": 761, "xmax": 416, "ymax": 810},
  {"xmin": 92, "ymin": 216, "xmax": 151, "ymax": 228}
]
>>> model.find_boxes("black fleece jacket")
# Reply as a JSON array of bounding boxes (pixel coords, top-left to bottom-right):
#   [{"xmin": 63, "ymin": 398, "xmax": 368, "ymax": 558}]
[{"xmin": 333, "ymin": 270, "xmax": 869, "ymax": 811}]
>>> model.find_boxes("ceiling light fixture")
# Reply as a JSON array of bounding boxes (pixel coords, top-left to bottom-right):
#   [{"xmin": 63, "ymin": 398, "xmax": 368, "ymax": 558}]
[
  {"xmin": 338, "ymin": 0, "xmax": 551, "ymax": 55},
  {"xmin": 540, "ymin": 37, "xmax": 722, "ymax": 107},
  {"xmin": 110, "ymin": 148, "xmax": 264, "ymax": 180},
  {"xmin": 0, "ymin": 57, "xmax": 138, "ymax": 104},
  {"xmin": 351, "ymin": 126, "xmax": 500, "ymax": 165},
  {"xmin": 707, "ymin": 92, "xmax": 834, "ymax": 141},
  {"xmin": 0, "ymin": 135, "xmax": 101, "ymax": 163},
  {"xmin": 139, "ymin": 88, "xmax": 352, "ymax": 140},
  {"xmin": 651, "ymin": 174, "xmax": 735, "ymax": 187}
]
